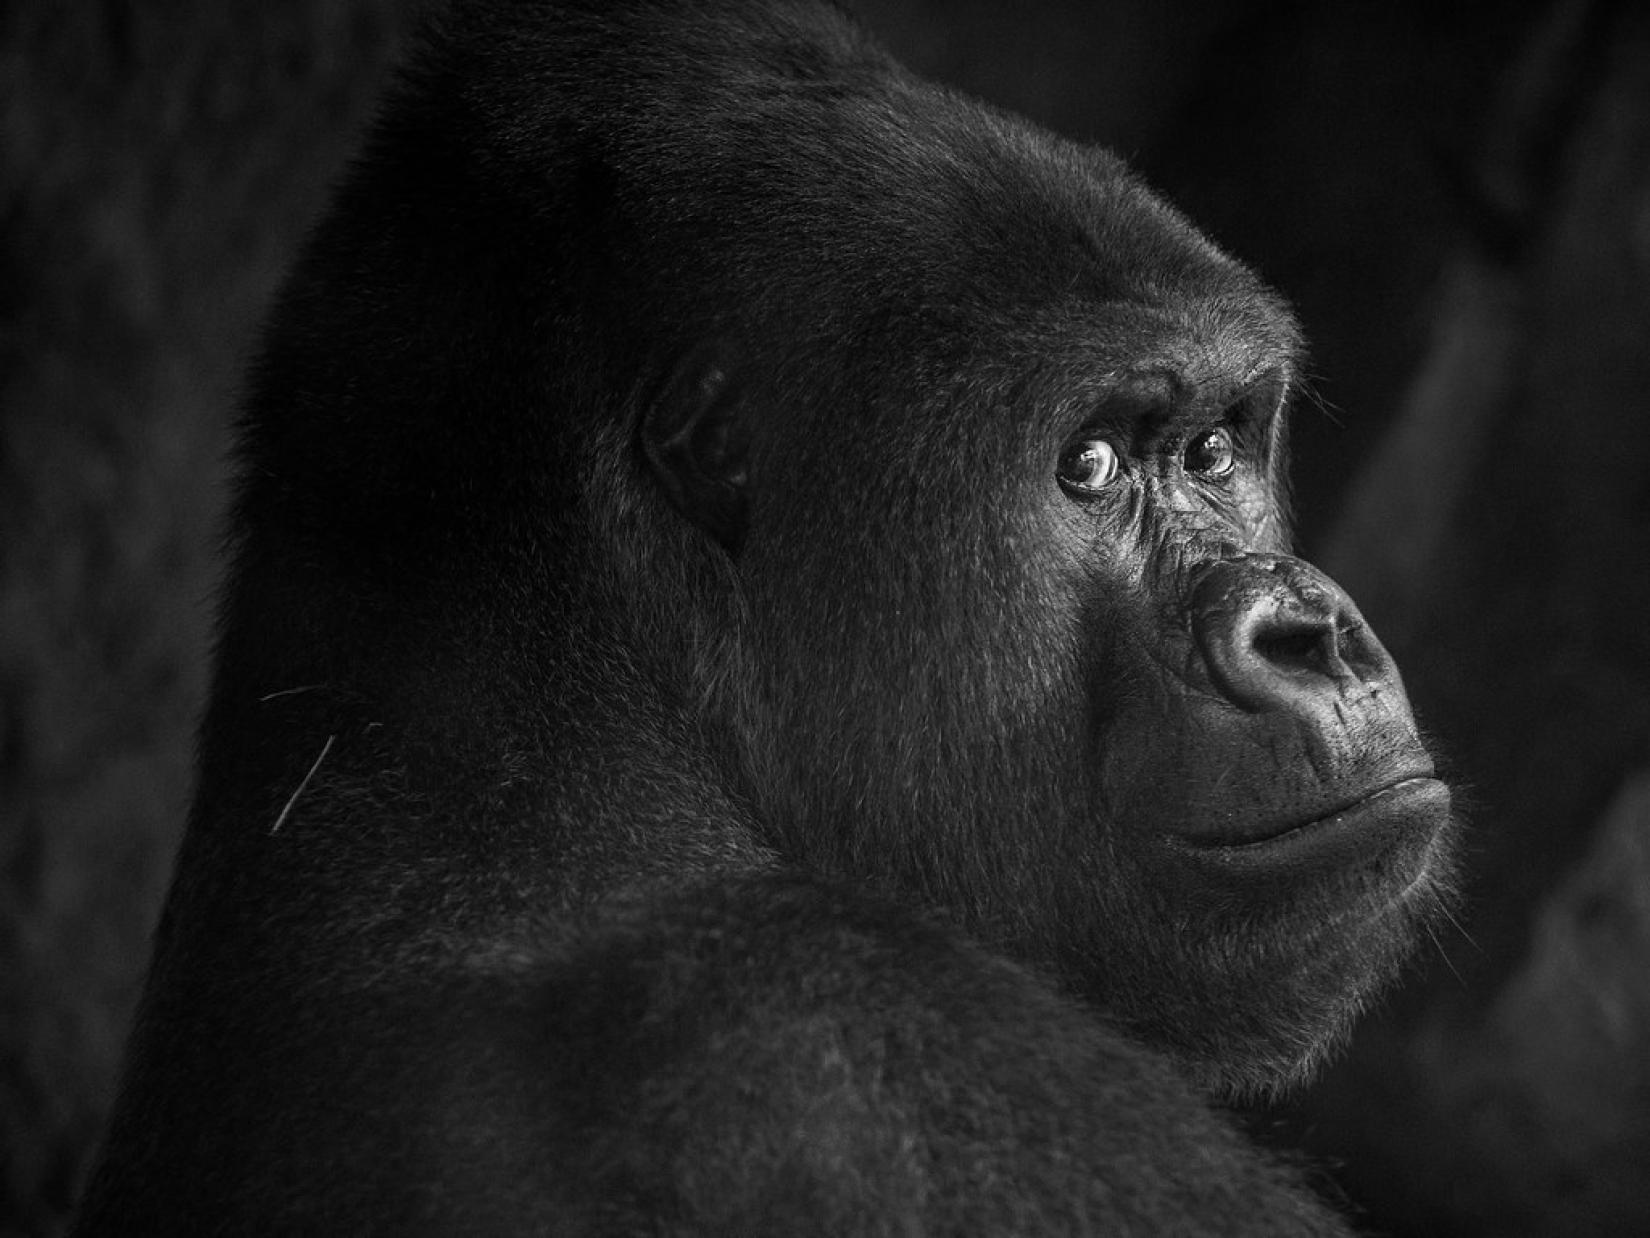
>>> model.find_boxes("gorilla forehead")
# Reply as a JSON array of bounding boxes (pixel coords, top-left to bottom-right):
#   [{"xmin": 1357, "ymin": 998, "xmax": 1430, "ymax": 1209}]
[{"xmin": 426, "ymin": 0, "xmax": 1299, "ymax": 372}]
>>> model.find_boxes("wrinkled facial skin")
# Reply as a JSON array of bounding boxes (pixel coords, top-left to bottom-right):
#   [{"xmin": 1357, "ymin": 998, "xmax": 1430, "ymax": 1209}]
[
  {"xmin": 657, "ymin": 287, "xmax": 1455, "ymax": 1098},
  {"xmin": 1065, "ymin": 368, "xmax": 1442, "ymax": 856}
]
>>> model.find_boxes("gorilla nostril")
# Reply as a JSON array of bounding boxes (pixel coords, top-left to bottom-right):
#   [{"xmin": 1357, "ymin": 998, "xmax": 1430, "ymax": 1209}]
[{"xmin": 1252, "ymin": 615, "xmax": 1343, "ymax": 680}]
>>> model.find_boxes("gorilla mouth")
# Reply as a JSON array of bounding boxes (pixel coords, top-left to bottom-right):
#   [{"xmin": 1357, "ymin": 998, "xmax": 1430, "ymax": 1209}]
[{"xmin": 1168, "ymin": 775, "xmax": 1451, "ymax": 878}]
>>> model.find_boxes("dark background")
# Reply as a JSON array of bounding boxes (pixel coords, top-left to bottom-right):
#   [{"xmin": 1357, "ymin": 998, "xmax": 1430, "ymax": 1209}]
[{"xmin": 3, "ymin": 1, "xmax": 1647, "ymax": 1234}]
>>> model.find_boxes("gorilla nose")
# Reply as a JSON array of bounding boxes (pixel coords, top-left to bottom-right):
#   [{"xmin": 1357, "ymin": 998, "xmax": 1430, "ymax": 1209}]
[{"xmin": 1191, "ymin": 555, "xmax": 1398, "ymax": 715}]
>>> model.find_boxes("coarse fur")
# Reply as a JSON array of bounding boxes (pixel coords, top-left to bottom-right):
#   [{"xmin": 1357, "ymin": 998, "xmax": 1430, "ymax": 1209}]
[{"xmin": 75, "ymin": 1, "xmax": 1455, "ymax": 1233}]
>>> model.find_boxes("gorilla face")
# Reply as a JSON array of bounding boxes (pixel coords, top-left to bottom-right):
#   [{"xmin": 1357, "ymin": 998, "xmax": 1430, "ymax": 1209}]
[{"xmin": 638, "ymin": 126, "xmax": 1453, "ymax": 1096}]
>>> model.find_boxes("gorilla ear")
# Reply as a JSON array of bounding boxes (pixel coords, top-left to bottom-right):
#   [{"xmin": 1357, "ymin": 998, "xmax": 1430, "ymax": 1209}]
[{"xmin": 641, "ymin": 352, "xmax": 750, "ymax": 556}]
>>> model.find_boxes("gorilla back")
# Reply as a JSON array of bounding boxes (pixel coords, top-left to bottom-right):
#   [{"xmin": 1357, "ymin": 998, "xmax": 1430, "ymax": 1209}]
[{"xmin": 77, "ymin": 1, "xmax": 1454, "ymax": 1233}]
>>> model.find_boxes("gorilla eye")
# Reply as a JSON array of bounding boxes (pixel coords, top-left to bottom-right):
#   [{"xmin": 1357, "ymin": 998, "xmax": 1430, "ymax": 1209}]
[
  {"xmin": 1184, "ymin": 427, "xmax": 1236, "ymax": 478},
  {"xmin": 1057, "ymin": 438, "xmax": 1121, "ymax": 494}
]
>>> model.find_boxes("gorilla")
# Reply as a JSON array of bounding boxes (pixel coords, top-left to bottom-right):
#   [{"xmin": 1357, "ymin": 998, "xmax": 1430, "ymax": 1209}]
[{"xmin": 75, "ymin": 1, "xmax": 1455, "ymax": 1233}]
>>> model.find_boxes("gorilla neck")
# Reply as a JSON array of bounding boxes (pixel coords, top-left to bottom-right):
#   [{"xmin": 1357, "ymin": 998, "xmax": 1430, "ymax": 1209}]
[{"xmin": 192, "ymin": 515, "xmax": 772, "ymax": 922}]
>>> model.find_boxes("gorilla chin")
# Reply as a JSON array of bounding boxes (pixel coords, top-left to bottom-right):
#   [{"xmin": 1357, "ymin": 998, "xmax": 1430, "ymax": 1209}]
[{"xmin": 1143, "ymin": 778, "xmax": 1454, "ymax": 1100}]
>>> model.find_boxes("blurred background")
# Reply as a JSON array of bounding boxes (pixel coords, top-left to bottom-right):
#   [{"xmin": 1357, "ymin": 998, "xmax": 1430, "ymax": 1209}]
[{"xmin": 2, "ymin": 0, "xmax": 1646, "ymax": 1234}]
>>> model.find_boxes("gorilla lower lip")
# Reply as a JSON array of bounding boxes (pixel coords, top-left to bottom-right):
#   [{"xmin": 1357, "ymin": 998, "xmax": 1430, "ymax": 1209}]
[{"xmin": 1169, "ymin": 776, "xmax": 1451, "ymax": 877}]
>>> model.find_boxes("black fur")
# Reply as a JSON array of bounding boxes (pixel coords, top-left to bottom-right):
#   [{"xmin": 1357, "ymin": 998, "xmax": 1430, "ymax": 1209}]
[{"xmin": 75, "ymin": 2, "xmax": 1454, "ymax": 1233}]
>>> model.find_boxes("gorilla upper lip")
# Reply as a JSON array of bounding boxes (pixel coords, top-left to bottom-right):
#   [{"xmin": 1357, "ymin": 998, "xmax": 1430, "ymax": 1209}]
[{"xmin": 1166, "ymin": 773, "xmax": 1450, "ymax": 877}]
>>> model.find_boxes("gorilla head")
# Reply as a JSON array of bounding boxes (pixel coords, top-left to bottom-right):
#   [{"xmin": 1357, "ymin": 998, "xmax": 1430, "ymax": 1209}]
[{"xmin": 219, "ymin": 0, "xmax": 1452, "ymax": 1099}]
